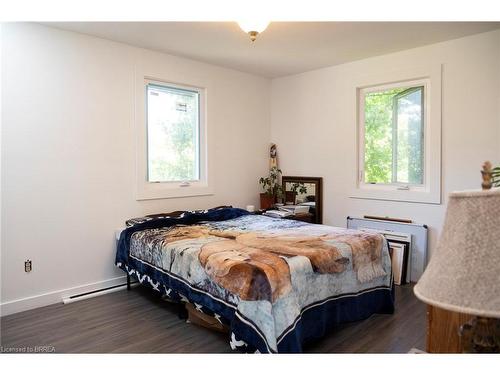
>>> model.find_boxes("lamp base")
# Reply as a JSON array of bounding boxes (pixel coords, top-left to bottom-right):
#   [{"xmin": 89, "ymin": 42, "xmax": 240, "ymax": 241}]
[{"xmin": 459, "ymin": 317, "xmax": 500, "ymax": 353}]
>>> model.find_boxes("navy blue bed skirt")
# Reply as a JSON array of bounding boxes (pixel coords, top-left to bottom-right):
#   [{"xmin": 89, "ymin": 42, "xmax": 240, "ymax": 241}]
[{"xmin": 117, "ymin": 255, "xmax": 394, "ymax": 353}]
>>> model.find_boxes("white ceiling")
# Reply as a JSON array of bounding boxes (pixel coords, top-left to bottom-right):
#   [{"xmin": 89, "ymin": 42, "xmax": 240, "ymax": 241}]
[{"xmin": 47, "ymin": 22, "xmax": 500, "ymax": 78}]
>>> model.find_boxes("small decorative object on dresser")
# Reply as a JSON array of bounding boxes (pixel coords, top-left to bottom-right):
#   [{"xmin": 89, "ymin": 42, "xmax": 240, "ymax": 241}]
[{"xmin": 414, "ymin": 161, "xmax": 500, "ymax": 353}]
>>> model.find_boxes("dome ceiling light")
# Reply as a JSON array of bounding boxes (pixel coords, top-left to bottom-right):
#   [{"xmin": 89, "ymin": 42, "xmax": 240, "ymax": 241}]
[{"xmin": 237, "ymin": 21, "xmax": 270, "ymax": 42}]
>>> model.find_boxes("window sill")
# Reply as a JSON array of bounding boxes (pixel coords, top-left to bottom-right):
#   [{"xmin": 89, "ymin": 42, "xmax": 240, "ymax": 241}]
[
  {"xmin": 136, "ymin": 182, "xmax": 214, "ymax": 201},
  {"xmin": 350, "ymin": 186, "xmax": 441, "ymax": 205}
]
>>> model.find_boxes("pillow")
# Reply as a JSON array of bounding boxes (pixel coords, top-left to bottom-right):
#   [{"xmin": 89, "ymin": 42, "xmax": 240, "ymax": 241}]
[{"xmin": 125, "ymin": 205, "xmax": 233, "ymax": 227}]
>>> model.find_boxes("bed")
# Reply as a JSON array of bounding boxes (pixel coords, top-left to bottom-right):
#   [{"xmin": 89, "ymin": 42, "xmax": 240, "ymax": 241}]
[{"xmin": 115, "ymin": 207, "xmax": 394, "ymax": 353}]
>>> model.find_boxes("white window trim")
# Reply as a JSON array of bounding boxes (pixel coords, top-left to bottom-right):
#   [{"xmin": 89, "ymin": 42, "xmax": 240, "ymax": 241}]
[
  {"xmin": 135, "ymin": 69, "xmax": 213, "ymax": 200},
  {"xmin": 358, "ymin": 79, "xmax": 428, "ymax": 188},
  {"xmin": 350, "ymin": 64, "xmax": 442, "ymax": 204}
]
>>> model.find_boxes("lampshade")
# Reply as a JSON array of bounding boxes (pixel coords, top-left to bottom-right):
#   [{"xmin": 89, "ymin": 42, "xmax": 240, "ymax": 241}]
[{"xmin": 414, "ymin": 188, "xmax": 500, "ymax": 318}]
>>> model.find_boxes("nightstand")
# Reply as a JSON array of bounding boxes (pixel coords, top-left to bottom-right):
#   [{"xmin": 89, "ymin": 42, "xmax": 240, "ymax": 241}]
[
  {"xmin": 426, "ymin": 305, "xmax": 472, "ymax": 353},
  {"xmin": 286, "ymin": 212, "xmax": 314, "ymax": 223},
  {"xmin": 257, "ymin": 210, "xmax": 314, "ymax": 223}
]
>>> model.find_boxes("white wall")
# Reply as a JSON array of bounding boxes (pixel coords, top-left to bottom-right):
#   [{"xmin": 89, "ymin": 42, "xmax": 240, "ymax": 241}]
[
  {"xmin": 271, "ymin": 30, "xmax": 500, "ymax": 261},
  {"xmin": 2, "ymin": 24, "xmax": 499, "ymax": 316},
  {"xmin": 1, "ymin": 23, "xmax": 270, "ymax": 314}
]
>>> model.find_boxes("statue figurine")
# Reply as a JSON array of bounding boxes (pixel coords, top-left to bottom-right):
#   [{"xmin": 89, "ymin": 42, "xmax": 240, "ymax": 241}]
[
  {"xmin": 481, "ymin": 161, "xmax": 493, "ymax": 190},
  {"xmin": 269, "ymin": 143, "xmax": 278, "ymax": 170}
]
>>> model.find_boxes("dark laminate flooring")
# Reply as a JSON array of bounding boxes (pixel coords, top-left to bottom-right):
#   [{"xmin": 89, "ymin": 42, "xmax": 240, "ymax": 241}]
[{"xmin": 1, "ymin": 284, "xmax": 426, "ymax": 353}]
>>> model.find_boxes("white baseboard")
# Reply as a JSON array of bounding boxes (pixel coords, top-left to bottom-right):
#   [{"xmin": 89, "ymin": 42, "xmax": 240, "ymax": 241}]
[{"xmin": 0, "ymin": 275, "xmax": 127, "ymax": 317}]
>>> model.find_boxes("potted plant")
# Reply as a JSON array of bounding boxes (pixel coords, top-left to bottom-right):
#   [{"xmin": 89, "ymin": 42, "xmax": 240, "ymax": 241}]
[
  {"xmin": 285, "ymin": 182, "xmax": 308, "ymax": 205},
  {"xmin": 492, "ymin": 165, "xmax": 500, "ymax": 187},
  {"xmin": 259, "ymin": 166, "xmax": 284, "ymax": 210}
]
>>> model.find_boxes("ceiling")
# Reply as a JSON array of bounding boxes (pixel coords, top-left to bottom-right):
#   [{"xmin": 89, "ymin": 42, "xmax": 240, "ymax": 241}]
[{"xmin": 47, "ymin": 22, "xmax": 500, "ymax": 78}]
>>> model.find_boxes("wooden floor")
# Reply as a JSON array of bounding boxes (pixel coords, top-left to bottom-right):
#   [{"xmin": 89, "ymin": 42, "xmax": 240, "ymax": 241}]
[{"xmin": 1, "ymin": 284, "xmax": 426, "ymax": 353}]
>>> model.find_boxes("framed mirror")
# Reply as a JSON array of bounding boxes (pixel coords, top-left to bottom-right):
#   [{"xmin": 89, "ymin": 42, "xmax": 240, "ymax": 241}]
[{"xmin": 281, "ymin": 176, "xmax": 323, "ymax": 224}]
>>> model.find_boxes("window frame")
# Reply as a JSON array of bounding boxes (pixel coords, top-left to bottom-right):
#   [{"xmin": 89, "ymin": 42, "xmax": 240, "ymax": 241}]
[
  {"xmin": 135, "ymin": 72, "xmax": 212, "ymax": 200},
  {"xmin": 351, "ymin": 65, "xmax": 442, "ymax": 204},
  {"xmin": 391, "ymin": 86, "xmax": 425, "ymax": 185},
  {"xmin": 358, "ymin": 79, "xmax": 428, "ymax": 190},
  {"xmin": 145, "ymin": 81, "xmax": 202, "ymax": 184}
]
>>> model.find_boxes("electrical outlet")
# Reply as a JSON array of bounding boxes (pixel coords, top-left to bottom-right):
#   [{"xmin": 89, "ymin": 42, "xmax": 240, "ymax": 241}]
[{"xmin": 25, "ymin": 260, "xmax": 32, "ymax": 273}]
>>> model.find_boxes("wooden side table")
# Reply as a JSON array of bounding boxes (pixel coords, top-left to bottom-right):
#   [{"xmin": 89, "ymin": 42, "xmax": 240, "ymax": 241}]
[
  {"xmin": 287, "ymin": 212, "xmax": 314, "ymax": 223},
  {"xmin": 426, "ymin": 305, "xmax": 472, "ymax": 353},
  {"xmin": 256, "ymin": 210, "xmax": 314, "ymax": 223}
]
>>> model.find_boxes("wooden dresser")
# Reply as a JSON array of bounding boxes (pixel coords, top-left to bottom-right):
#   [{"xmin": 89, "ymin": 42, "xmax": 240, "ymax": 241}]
[{"xmin": 426, "ymin": 305, "xmax": 473, "ymax": 353}]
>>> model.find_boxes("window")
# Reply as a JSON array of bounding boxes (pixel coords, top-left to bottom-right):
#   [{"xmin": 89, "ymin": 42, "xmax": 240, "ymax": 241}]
[
  {"xmin": 147, "ymin": 83, "xmax": 200, "ymax": 183},
  {"xmin": 135, "ymin": 74, "xmax": 211, "ymax": 200},
  {"xmin": 352, "ymin": 66, "xmax": 442, "ymax": 204},
  {"xmin": 361, "ymin": 83, "xmax": 424, "ymax": 187}
]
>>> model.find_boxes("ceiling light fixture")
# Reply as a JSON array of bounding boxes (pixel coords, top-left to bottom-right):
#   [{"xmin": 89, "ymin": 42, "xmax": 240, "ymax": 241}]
[{"xmin": 237, "ymin": 21, "xmax": 270, "ymax": 42}]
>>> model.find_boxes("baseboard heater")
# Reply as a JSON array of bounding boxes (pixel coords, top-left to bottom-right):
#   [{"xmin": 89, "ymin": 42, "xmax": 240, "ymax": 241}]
[{"xmin": 62, "ymin": 280, "xmax": 138, "ymax": 304}]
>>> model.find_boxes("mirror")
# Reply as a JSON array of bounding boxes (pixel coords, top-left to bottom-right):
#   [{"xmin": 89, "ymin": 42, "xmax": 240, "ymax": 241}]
[{"xmin": 281, "ymin": 176, "xmax": 323, "ymax": 224}]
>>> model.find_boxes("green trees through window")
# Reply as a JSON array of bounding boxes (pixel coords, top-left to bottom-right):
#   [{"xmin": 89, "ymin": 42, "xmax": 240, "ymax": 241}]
[
  {"xmin": 363, "ymin": 85, "xmax": 424, "ymax": 185},
  {"xmin": 147, "ymin": 84, "xmax": 200, "ymax": 182}
]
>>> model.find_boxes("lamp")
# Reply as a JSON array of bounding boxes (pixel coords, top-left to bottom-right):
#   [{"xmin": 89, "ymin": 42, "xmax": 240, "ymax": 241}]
[
  {"xmin": 237, "ymin": 21, "xmax": 270, "ymax": 42},
  {"xmin": 414, "ymin": 162, "xmax": 500, "ymax": 353}
]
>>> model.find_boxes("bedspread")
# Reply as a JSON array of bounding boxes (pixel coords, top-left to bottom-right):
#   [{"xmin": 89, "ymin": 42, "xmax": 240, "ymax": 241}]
[{"xmin": 116, "ymin": 208, "xmax": 394, "ymax": 353}]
